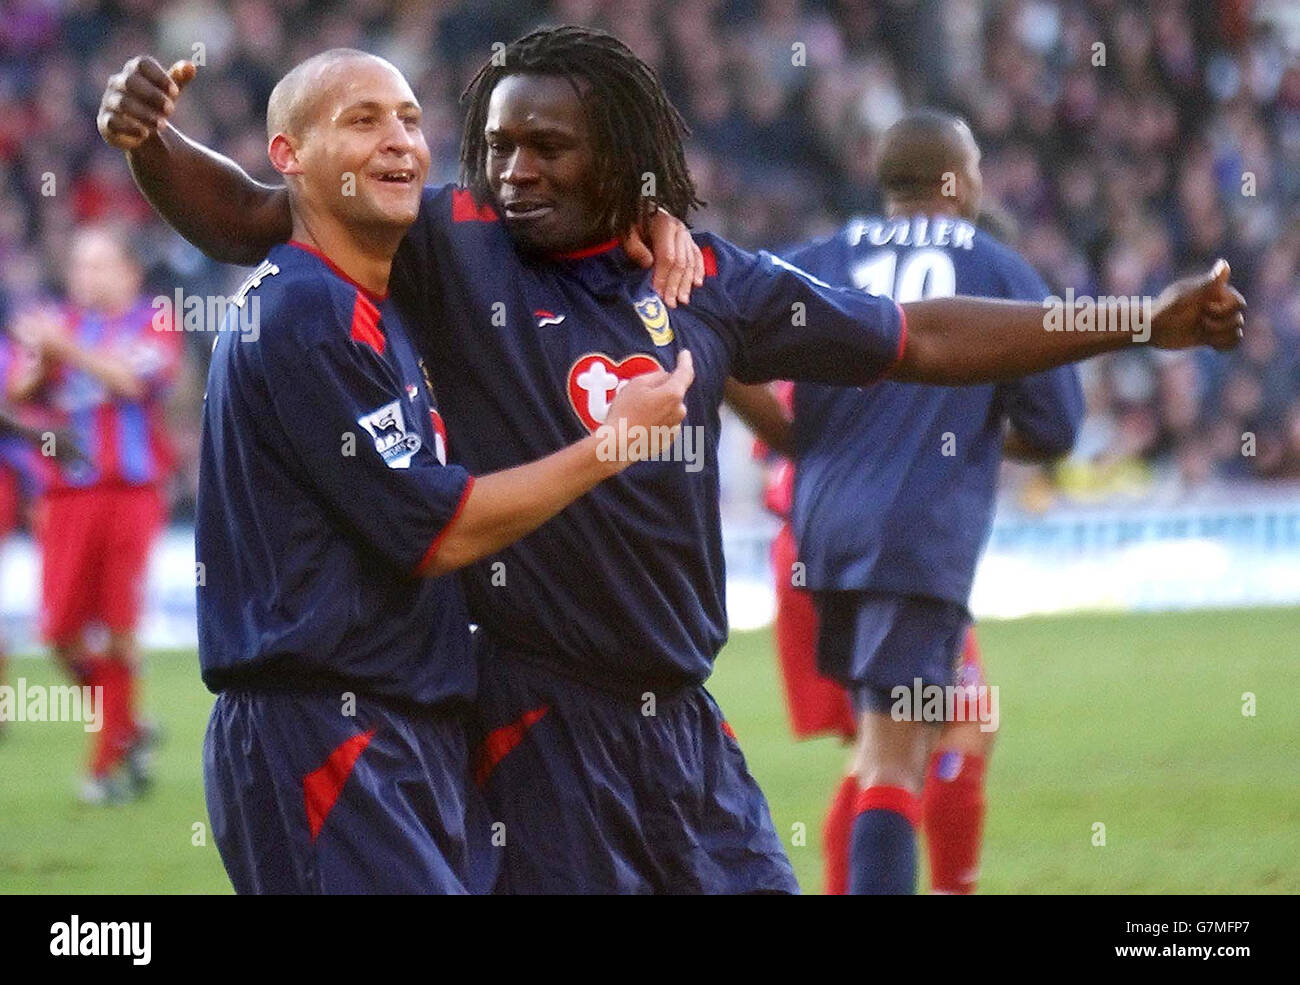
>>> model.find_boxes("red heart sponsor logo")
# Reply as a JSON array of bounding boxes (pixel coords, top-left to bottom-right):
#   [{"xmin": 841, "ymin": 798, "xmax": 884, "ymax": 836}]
[{"xmin": 567, "ymin": 352, "xmax": 663, "ymax": 432}]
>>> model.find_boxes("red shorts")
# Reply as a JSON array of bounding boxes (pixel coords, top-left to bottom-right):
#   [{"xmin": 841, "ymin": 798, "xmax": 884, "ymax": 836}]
[
  {"xmin": 771, "ymin": 523, "xmax": 856, "ymax": 741},
  {"xmin": 39, "ymin": 484, "xmax": 165, "ymax": 644},
  {"xmin": 771, "ymin": 523, "xmax": 986, "ymax": 740}
]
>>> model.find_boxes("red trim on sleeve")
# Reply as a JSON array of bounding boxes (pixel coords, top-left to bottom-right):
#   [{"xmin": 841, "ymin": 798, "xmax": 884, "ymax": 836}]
[
  {"xmin": 854, "ymin": 784, "xmax": 920, "ymax": 829},
  {"xmin": 303, "ymin": 728, "xmax": 376, "ymax": 841},
  {"xmin": 474, "ymin": 706, "xmax": 550, "ymax": 787},
  {"xmin": 349, "ymin": 292, "xmax": 385, "ymax": 354},
  {"xmin": 893, "ymin": 301, "xmax": 909, "ymax": 365},
  {"xmin": 700, "ymin": 245, "xmax": 718, "ymax": 278},
  {"xmin": 451, "ymin": 188, "xmax": 499, "ymax": 223},
  {"xmin": 873, "ymin": 301, "xmax": 910, "ymax": 382},
  {"xmin": 413, "ymin": 474, "xmax": 475, "ymax": 576},
  {"xmin": 288, "ymin": 240, "xmax": 388, "ymax": 302}
]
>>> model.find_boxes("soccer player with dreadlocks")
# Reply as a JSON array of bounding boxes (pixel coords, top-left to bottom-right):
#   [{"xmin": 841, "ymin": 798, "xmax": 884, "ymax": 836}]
[{"xmin": 100, "ymin": 25, "xmax": 1242, "ymax": 893}]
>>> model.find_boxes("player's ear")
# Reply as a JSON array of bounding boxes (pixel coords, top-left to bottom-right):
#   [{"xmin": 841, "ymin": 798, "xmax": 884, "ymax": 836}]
[{"xmin": 268, "ymin": 133, "xmax": 303, "ymax": 177}]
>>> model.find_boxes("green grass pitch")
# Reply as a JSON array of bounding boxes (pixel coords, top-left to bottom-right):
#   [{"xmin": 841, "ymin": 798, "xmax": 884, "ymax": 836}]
[{"xmin": 1, "ymin": 607, "xmax": 1296, "ymax": 893}]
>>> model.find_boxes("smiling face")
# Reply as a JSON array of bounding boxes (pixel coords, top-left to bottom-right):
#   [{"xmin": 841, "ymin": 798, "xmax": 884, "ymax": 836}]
[
  {"xmin": 484, "ymin": 73, "xmax": 605, "ymax": 254},
  {"xmin": 271, "ymin": 55, "xmax": 430, "ymax": 235}
]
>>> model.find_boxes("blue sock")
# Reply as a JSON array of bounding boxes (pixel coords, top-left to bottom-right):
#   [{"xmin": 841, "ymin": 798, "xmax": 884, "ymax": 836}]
[{"xmin": 849, "ymin": 785, "xmax": 918, "ymax": 894}]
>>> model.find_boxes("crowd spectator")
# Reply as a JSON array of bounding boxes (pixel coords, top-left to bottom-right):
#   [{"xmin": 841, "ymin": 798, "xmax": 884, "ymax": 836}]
[{"xmin": 1, "ymin": 0, "xmax": 1296, "ymax": 511}]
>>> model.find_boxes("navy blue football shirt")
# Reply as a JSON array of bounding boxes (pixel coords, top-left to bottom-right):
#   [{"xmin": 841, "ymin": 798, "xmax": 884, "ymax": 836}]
[
  {"xmin": 784, "ymin": 215, "xmax": 1085, "ymax": 604},
  {"xmin": 196, "ymin": 241, "xmax": 476, "ymax": 707},
  {"xmin": 391, "ymin": 185, "xmax": 904, "ymax": 693}
]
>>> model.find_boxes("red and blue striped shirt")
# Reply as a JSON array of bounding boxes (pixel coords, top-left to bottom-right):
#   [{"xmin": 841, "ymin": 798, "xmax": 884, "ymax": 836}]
[{"xmin": 32, "ymin": 299, "xmax": 180, "ymax": 492}]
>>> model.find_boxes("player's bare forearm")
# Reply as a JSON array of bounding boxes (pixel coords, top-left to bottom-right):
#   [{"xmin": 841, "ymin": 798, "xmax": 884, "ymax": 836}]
[
  {"xmin": 893, "ymin": 261, "xmax": 1243, "ymax": 385},
  {"xmin": 426, "ymin": 352, "xmax": 695, "ymax": 575},
  {"xmin": 892, "ymin": 297, "xmax": 1128, "ymax": 385},
  {"xmin": 422, "ymin": 433, "xmax": 620, "ymax": 575},
  {"xmin": 724, "ymin": 378, "xmax": 793, "ymax": 457},
  {"xmin": 100, "ymin": 55, "xmax": 288, "ymax": 262},
  {"xmin": 127, "ymin": 127, "xmax": 290, "ymax": 265}
]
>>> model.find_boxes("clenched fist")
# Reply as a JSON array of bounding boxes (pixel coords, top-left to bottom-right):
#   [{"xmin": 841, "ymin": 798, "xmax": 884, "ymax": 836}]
[
  {"xmin": 97, "ymin": 55, "xmax": 197, "ymax": 151},
  {"xmin": 599, "ymin": 350, "xmax": 695, "ymax": 467},
  {"xmin": 1151, "ymin": 259, "xmax": 1246, "ymax": 352}
]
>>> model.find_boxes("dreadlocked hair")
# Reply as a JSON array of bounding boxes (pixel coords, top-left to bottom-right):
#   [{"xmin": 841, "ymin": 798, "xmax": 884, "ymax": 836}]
[{"xmin": 459, "ymin": 25, "xmax": 704, "ymax": 240}]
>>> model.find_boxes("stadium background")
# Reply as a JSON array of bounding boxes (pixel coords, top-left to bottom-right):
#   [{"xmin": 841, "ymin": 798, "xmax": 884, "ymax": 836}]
[{"xmin": 0, "ymin": 0, "xmax": 1297, "ymax": 893}]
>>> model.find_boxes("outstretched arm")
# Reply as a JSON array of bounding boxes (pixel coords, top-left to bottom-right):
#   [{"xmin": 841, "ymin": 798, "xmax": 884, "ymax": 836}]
[
  {"xmin": 100, "ymin": 54, "xmax": 704, "ymax": 296},
  {"xmin": 720, "ymin": 242, "xmax": 1245, "ymax": 392},
  {"xmin": 129, "ymin": 125, "xmax": 291, "ymax": 265},
  {"xmin": 892, "ymin": 263, "xmax": 1244, "ymax": 384},
  {"xmin": 99, "ymin": 56, "xmax": 299, "ymax": 263}
]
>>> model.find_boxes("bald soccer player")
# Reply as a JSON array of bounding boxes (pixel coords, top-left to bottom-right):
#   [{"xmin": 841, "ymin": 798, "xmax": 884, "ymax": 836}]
[
  {"xmin": 100, "ymin": 29, "xmax": 1243, "ymax": 894},
  {"xmin": 181, "ymin": 51, "xmax": 692, "ymax": 893},
  {"xmin": 728, "ymin": 110, "xmax": 1084, "ymax": 894}
]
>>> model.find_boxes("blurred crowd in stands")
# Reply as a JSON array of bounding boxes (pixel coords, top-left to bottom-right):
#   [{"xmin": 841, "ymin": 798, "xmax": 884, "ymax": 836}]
[{"xmin": 1, "ymin": 0, "xmax": 1297, "ymax": 517}]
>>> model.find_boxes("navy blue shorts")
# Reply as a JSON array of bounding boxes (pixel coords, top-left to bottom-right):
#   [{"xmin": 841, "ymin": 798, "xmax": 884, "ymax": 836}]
[
  {"xmin": 473, "ymin": 655, "xmax": 798, "ymax": 894},
  {"xmin": 813, "ymin": 590, "xmax": 971, "ymax": 717},
  {"xmin": 204, "ymin": 689, "xmax": 495, "ymax": 894}
]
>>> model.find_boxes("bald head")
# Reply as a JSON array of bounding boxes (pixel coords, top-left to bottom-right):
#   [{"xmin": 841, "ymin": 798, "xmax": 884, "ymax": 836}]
[
  {"xmin": 67, "ymin": 224, "xmax": 142, "ymax": 314},
  {"xmin": 265, "ymin": 47, "xmax": 428, "ymax": 242},
  {"xmin": 266, "ymin": 48, "xmax": 394, "ymax": 141},
  {"xmin": 877, "ymin": 109, "xmax": 982, "ymax": 219}
]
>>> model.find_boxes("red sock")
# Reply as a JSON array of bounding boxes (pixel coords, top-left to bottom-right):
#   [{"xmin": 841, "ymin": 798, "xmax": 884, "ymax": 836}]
[
  {"xmin": 116, "ymin": 658, "xmax": 139, "ymax": 748},
  {"xmin": 85, "ymin": 658, "xmax": 115, "ymax": 777},
  {"xmin": 921, "ymin": 750, "xmax": 987, "ymax": 894},
  {"xmin": 88, "ymin": 659, "xmax": 135, "ymax": 777},
  {"xmin": 822, "ymin": 774, "xmax": 858, "ymax": 895}
]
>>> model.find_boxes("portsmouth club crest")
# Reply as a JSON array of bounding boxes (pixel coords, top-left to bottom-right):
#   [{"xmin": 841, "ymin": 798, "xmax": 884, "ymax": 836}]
[
  {"xmin": 357, "ymin": 399, "xmax": 422, "ymax": 469},
  {"xmin": 634, "ymin": 294, "xmax": 673, "ymax": 346}
]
